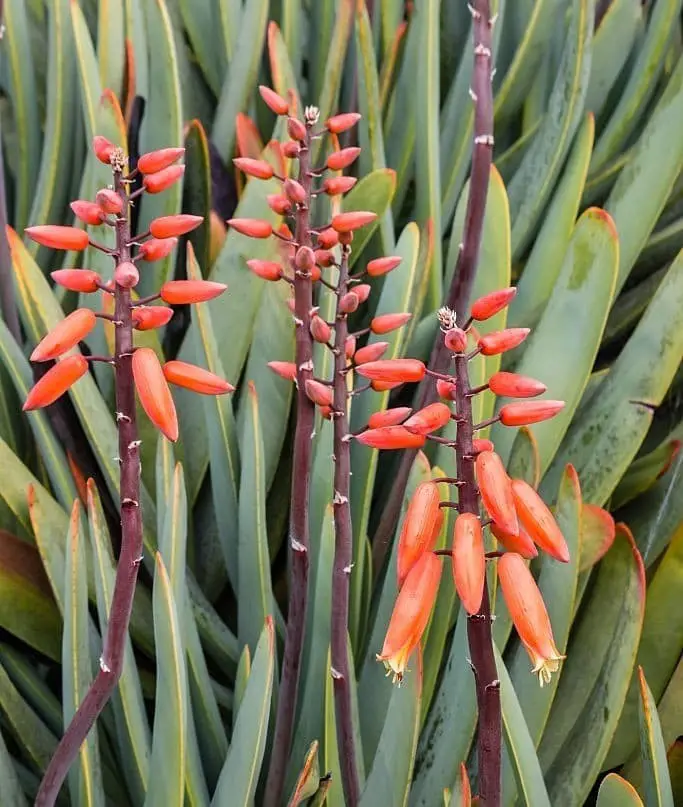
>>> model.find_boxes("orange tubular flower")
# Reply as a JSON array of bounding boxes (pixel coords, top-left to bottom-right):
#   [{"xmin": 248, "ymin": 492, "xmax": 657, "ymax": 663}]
[
  {"xmin": 143, "ymin": 165, "xmax": 185, "ymax": 194},
  {"xmin": 268, "ymin": 361, "xmax": 297, "ymax": 381},
  {"xmin": 475, "ymin": 450, "xmax": 519, "ymax": 536},
  {"xmin": 490, "ymin": 522, "xmax": 538, "ymax": 559},
  {"xmin": 370, "ymin": 312, "xmax": 412, "ymax": 334},
  {"xmin": 305, "ymin": 379, "xmax": 333, "ymax": 407},
  {"xmin": 499, "ymin": 400, "xmax": 565, "ymax": 426},
  {"xmin": 326, "ymin": 112, "xmax": 362, "ymax": 133},
  {"xmin": 233, "ymin": 157, "xmax": 274, "ymax": 180},
  {"xmin": 511, "ymin": 479, "xmax": 570, "ymax": 562},
  {"xmin": 331, "ymin": 211, "xmax": 378, "ymax": 233},
  {"xmin": 452, "ymin": 513, "xmax": 486, "ymax": 615},
  {"xmin": 259, "ymin": 85, "xmax": 289, "ymax": 115},
  {"xmin": 397, "ymin": 481, "xmax": 443, "ymax": 586},
  {"xmin": 25, "ymin": 225, "xmax": 90, "ymax": 251},
  {"xmin": 138, "ymin": 237, "xmax": 178, "ymax": 261},
  {"xmin": 355, "ymin": 425, "xmax": 426, "ymax": 449},
  {"xmin": 356, "ymin": 358, "xmax": 426, "ymax": 383},
  {"xmin": 149, "ymin": 214, "xmax": 203, "ymax": 239},
  {"xmin": 23, "ymin": 355, "xmax": 89, "ymax": 410},
  {"xmin": 137, "ymin": 147, "xmax": 185, "ymax": 174},
  {"xmin": 132, "ymin": 348, "xmax": 179, "ymax": 442},
  {"xmin": 353, "ymin": 342, "xmax": 389, "ymax": 364},
  {"xmin": 132, "ymin": 306, "xmax": 174, "ymax": 331},
  {"xmin": 247, "ymin": 259, "xmax": 283, "ymax": 281},
  {"xmin": 488, "ymin": 372, "xmax": 547, "ymax": 398},
  {"xmin": 70, "ymin": 201, "xmax": 105, "ymax": 226},
  {"xmin": 377, "ymin": 552, "xmax": 441, "ymax": 684},
  {"xmin": 367, "ymin": 256, "xmax": 402, "ymax": 276},
  {"xmin": 498, "ymin": 552, "xmax": 565, "ymax": 686},
  {"xmin": 30, "ymin": 309, "xmax": 96, "ymax": 362},
  {"xmin": 227, "ymin": 218, "xmax": 274, "ymax": 238},
  {"xmin": 403, "ymin": 402, "xmax": 452, "ymax": 435},
  {"xmin": 478, "ymin": 328, "xmax": 530, "ymax": 356},
  {"xmin": 51, "ymin": 269, "xmax": 101, "ymax": 293},
  {"xmin": 159, "ymin": 280, "xmax": 227, "ymax": 305},
  {"xmin": 367, "ymin": 407, "xmax": 412, "ymax": 429},
  {"xmin": 163, "ymin": 361, "xmax": 234, "ymax": 395},
  {"xmin": 326, "ymin": 147, "xmax": 361, "ymax": 171},
  {"xmin": 470, "ymin": 287, "xmax": 517, "ymax": 321}
]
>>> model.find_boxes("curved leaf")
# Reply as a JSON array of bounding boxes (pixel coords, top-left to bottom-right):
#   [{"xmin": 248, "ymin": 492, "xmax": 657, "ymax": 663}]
[
  {"xmin": 637, "ymin": 668, "xmax": 675, "ymax": 807},
  {"xmin": 597, "ymin": 774, "xmax": 644, "ymax": 807}
]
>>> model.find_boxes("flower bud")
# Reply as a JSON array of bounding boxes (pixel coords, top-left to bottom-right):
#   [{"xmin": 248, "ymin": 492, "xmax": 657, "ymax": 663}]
[
  {"xmin": 444, "ymin": 327, "xmax": 468, "ymax": 353},
  {"xmin": 51, "ymin": 269, "xmax": 101, "ymax": 293},
  {"xmin": 339, "ymin": 291, "xmax": 359, "ymax": 314},
  {"xmin": 371, "ymin": 379, "xmax": 402, "ymax": 391},
  {"xmin": 403, "ymin": 402, "xmax": 452, "ymax": 435},
  {"xmin": 137, "ymin": 147, "xmax": 185, "ymax": 174},
  {"xmin": 160, "ymin": 280, "xmax": 227, "ymax": 305},
  {"xmin": 331, "ymin": 211, "xmax": 377, "ymax": 233},
  {"xmin": 268, "ymin": 361, "xmax": 297, "ymax": 381},
  {"xmin": 138, "ymin": 237, "xmax": 178, "ymax": 261},
  {"xmin": 114, "ymin": 261, "xmax": 139, "ymax": 288},
  {"xmin": 132, "ymin": 348, "xmax": 178, "ymax": 442},
  {"xmin": 310, "ymin": 315, "xmax": 332, "ymax": 343},
  {"xmin": 470, "ymin": 287, "xmax": 517, "ymax": 321},
  {"xmin": 370, "ymin": 312, "xmax": 412, "ymax": 334},
  {"xmin": 150, "ymin": 214, "xmax": 203, "ymax": 239},
  {"xmin": 305, "ymin": 379, "xmax": 333, "ymax": 407},
  {"xmin": 490, "ymin": 522, "xmax": 538, "ymax": 559},
  {"xmin": 287, "ymin": 116, "xmax": 307, "ymax": 141},
  {"xmin": 367, "ymin": 256, "xmax": 402, "ymax": 276},
  {"xmin": 326, "ymin": 112, "xmax": 362, "ymax": 134},
  {"xmin": 398, "ymin": 481, "xmax": 442, "ymax": 586},
  {"xmin": 314, "ymin": 249, "xmax": 335, "ymax": 267},
  {"xmin": 353, "ymin": 342, "xmax": 389, "ymax": 364},
  {"xmin": 326, "ymin": 147, "xmax": 361, "ymax": 171},
  {"xmin": 259, "ymin": 85, "xmax": 289, "ymax": 116},
  {"xmin": 368, "ymin": 407, "xmax": 412, "ymax": 429},
  {"xmin": 24, "ymin": 356, "xmax": 89, "ymax": 410},
  {"xmin": 338, "ymin": 231, "xmax": 354, "ymax": 246},
  {"xmin": 227, "ymin": 218, "xmax": 273, "ymax": 238},
  {"xmin": 163, "ymin": 360, "xmax": 234, "ymax": 395},
  {"xmin": 233, "ymin": 157, "xmax": 274, "ymax": 180},
  {"xmin": 499, "ymin": 400, "xmax": 565, "ymax": 426},
  {"xmin": 95, "ymin": 188, "xmax": 124, "ymax": 215},
  {"xmin": 356, "ymin": 358, "xmax": 426, "ymax": 383},
  {"xmin": 92, "ymin": 135, "xmax": 115, "ymax": 164},
  {"xmin": 479, "ymin": 328, "xmax": 530, "ymax": 356},
  {"xmin": 283, "ymin": 178, "xmax": 306, "ymax": 205},
  {"xmin": 489, "ymin": 372, "xmax": 547, "ymax": 398},
  {"xmin": 295, "ymin": 246, "xmax": 316, "ymax": 272},
  {"xmin": 322, "ymin": 176, "xmax": 358, "ymax": 195},
  {"xmin": 472, "ymin": 437, "xmax": 494, "ymax": 453},
  {"xmin": 436, "ymin": 379, "xmax": 456, "ymax": 400},
  {"xmin": 475, "ymin": 451, "xmax": 519, "ymax": 536},
  {"xmin": 132, "ymin": 306, "xmax": 174, "ymax": 330},
  {"xmin": 247, "ymin": 259, "xmax": 283, "ymax": 281},
  {"xmin": 25, "ymin": 225, "xmax": 89, "ymax": 251},
  {"xmin": 282, "ymin": 141, "xmax": 301, "ymax": 158},
  {"xmin": 70, "ymin": 201, "xmax": 104, "ymax": 226},
  {"xmin": 452, "ymin": 513, "xmax": 486, "ymax": 615},
  {"xmin": 511, "ymin": 479, "xmax": 570, "ymax": 562},
  {"xmin": 143, "ymin": 165, "xmax": 185, "ymax": 193},
  {"xmin": 352, "ymin": 283, "xmax": 371, "ymax": 303},
  {"xmin": 30, "ymin": 309, "xmax": 96, "ymax": 362},
  {"xmin": 267, "ymin": 194, "xmax": 292, "ymax": 215},
  {"xmin": 345, "ymin": 335, "xmax": 356, "ymax": 358},
  {"xmin": 356, "ymin": 425, "xmax": 426, "ymax": 449},
  {"xmin": 317, "ymin": 228, "xmax": 339, "ymax": 249}
]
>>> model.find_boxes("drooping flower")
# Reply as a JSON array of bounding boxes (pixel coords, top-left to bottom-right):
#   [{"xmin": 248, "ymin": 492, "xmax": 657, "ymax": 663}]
[
  {"xmin": 490, "ymin": 522, "xmax": 538, "ymax": 559},
  {"xmin": 510, "ymin": 479, "xmax": 570, "ymax": 562},
  {"xmin": 30, "ymin": 309, "xmax": 96, "ymax": 362},
  {"xmin": 452, "ymin": 513, "xmax": 486, "ymax": 615},
  {"xmin": 24, "ymin": 356, "xmax": 89, "ymax": 410},
  {"xmin": 132, "ymin": 348, "xmax": 179, "ymax": 442},
  {"xmin": 305, "ymin": 379, "xmax": 333, "ymax": 407},
  {"xmin": 397, "ymin": 482, "xmax": 443, "ymax": 586},
  {"xmin": 475, "ymin": 450, "xmax": 519, "ymax": 536}
]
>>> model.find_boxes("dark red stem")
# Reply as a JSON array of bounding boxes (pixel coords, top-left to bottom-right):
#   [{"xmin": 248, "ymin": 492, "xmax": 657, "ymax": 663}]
[
  {"xmin": 371, "ymin": 0, "xmax": 494, "ymax": 576},
  {"xmin": 264, "ymin": 119, "xmax": 316, "ymax": 807},
  {"xmin": 35, "ymin": 152, "xmax": 143, "ymax": 806},
  {"xmin": 330, "ymin": 245, "xmax": 361, "ymax": 806}
]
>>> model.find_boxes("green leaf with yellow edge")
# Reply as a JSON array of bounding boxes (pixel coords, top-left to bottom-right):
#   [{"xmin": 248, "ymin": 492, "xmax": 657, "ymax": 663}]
[
  {"xmin": 505, "ymin": 427, "xmax": 541, "ymax": 487},
  {"xmin": 0, "ymin": 528, "xmax": 61, "ymax": 662},
  {"xmin": 124, "ymin": 0, "xmax": 149, "ymax": 104},
  {"xmin": 184, "ymin": 120, "xmax": 212, "ymax": 274},
  {"xmin": 359, "ymin": 651, "xmax": 421, "ymax": 807},
  {"xmin": 507, "ymin": 113, "xmax": 594, "ymax": 332},
  {"xmin": 86, "ymin": 481, "xmax": 150, "ymax": 803},
  {"xmin": 145, "ymin": 554, "xmax": 188, "ymax": 807},
  {"xmin": 507, "ymin": 0, "xmax": 593, "ymax": 259},
  {"xmin": 178, "ymin": 0, "xmax": 225, "ymax": 95},
  {"xmin": 492, "ymin": 207, "xmax": 618, "ymax": 473},
  {"xmin": 62, "ymin": 501, "xmax": 105, "ymax": 807},
  {"xmin": 96, "ymin": 0, "xmax": 124, "ymax": 98},
  {"xmin": 636, "ymin": 668, "xmax": 675, "ymax": 807},
  {"xmin": 323, "ymin": 646, "xmax": 345, "ymax": 807},
  {"xmin": 0, "ymin": 643, "xmax": 62, "ymax": 737},
  {"xmin": 542, "ymin": 249, "xmax": 683, "ymax": 507},
  {"xmin": 212, "ymin": 0, "xmax": 269, "ymax": 163},
  {"xmin": 597, "ymin": 774, "xmax": 644, "ymax": 807},
  {"xmin": 211, "ymin": 618, "xmax": 275, "ymax": 807},
  {"xmin": 611, "ymin": 438, "xmax": 681, "ymax": 510},
  {"xmin": 539, "ymin": 526, "xmax": 645, "ymax": 805},
  {"xmin": 3, "ymin": 0, "xmax": 41, "ymax": 231},
  {"xmin": 238, "ymin": 383, "xmax": 275, "ymax": 654},
  {"xmin": 446, "ymin": 762, "xmax": 471, "ymax": 807},
  {"xmin": 342, "ymin": 168, "xmax": 397, "ymax": 266},
  {"xmin": 0, "ymin": 727, "xmax": 27, "ymax": 807},
  {"xmin": 233, "ymin": 644, "xmax": 251, "ymax": 730}
]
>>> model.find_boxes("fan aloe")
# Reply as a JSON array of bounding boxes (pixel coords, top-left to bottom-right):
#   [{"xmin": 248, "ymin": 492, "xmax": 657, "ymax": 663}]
[{"xmin": 0, "ymin": 0, "xmax": 682, "ymax": 806}]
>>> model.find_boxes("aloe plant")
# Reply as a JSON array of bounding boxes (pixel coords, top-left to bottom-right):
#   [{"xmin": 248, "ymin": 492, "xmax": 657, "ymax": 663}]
[{"xmin": 0, "ymin": 1, "xmax": 682, "ymax": 806}]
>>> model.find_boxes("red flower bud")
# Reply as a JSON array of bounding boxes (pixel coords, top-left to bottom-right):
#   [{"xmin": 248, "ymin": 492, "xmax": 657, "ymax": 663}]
[
  {"xmin": 295, "ymin": 246, "xmax": 316, "ymax": 272},
  {"xmin": 356, "ymin": 358, "xmax": 426, "ymax": 383},
  {"xmin": 227, "ymin": 218, "xmax": 273, "ymax": 238},
  {"xmin": 511, "ymin": 479, "xmax": 570, "ymax": 562},
  {"xmin": 475, "ymin": 451, "xmax": 519, "ymax": 536},
  {"xmin": 345, "ymin": 335, "xmax": 356, "ymax": 358},
  {"xmin": 444, "ymin": 327, "xmax": 468, "ymax": 353},
  {"xmin": 132, "ymin": 306, "xmax": 174, "ymax": 330},
  {"xmin": 25, "ymin": 225, "xmax": 89, "ymax": 251},
  {"xmin": 95, "ymin": 188, "xmax": 123, "ymax": 215},
  {"xmin": 268, "ymin": 361, "xmax": 297, "ymax": 381},
  {"xmin": 259, "ymin": 85, "xmax": 289, "ymax": 116},
  {"xmin": 282, "ymin": 141, "xmax": 301, "ymax": 158},
  {"xmin": 317, "ymin": 228, "xmax": 339, "ymax": 249},
  {"xmin": 490, "ymin": 522, "xmax": 538, "ymax": 559},
  {"xmin": 352, "ymin": 283, "xmax": 371, "ymax": 303},
  {"xmin": 92, "ymin": 135, "xmax": 115, "ymax": 164},
  {"xmin": 247, "ymin": 259, "xmax": 282, "ymax": 281},
  {"xmin": 339, "ymin": 292, "xmax": 359, "ymax": 314},
  {"xmin": 163, "ymin": 360, "xmax": 234, "ymax": 395},
  {"xmin": 331, "ymin": 211, "xmax": 377, "ymax": 233},
  {"xmin": 114, "ymin": 261, "xmax": 139, "ymax": 288},
  {"xmin": 70, "ymin": 200, "xmax": 104, "ymax": 226},
  {"xmin": 233, "ymin": 157, "xmax": 274, "ymax": 180},
  {"xmin": 499, "ymin": 400, "xmax": 565, "ymax": 426},
  {"xmin": 314, "ymin": 249, "xmax": 335, "ymax": 267},
  {"xmin": 132, "ymin": 348, "xmax": 178, "ymax": 442},
  {"xmin": 403, "ymin": 402, "xmax": 452, "ymax": 435},
  {"xmin": 355, "ymin": 425, "xmax": 426, "ymax": 449},
  {"xmin": 51, "ymin": 269, "xmax": 101, "ymax": 293},
  {"xmin": 310, "ymin": 315, "xmax": 332, "ymax": 343},
  {"xmin": 326, "ymin": 147, "xmax": 361, "ymax": 171},
  {"xmin": 137, "ymin": 147, "xmax": 185, "ymax": 174},
  {"xmin": 367, "ymin": 256, "xmax": 402, "ymax": 276},
  {"xmin": 470, "ymin": 287, "xmax": 517, "ymax": 321},
  {"xmin": 283, "ymin": 178, "xmax": 306, "ymax": 205},
  {"xmin": 326, "ymin": 112, "xmax": 362, "ymax": 134},
  {"xmin": 452, "ymin": 513, "xmax": 486, "ymax": 615},
  {"xmin": 305, "ymin": 379, "xmax": 333, "ymax": 407},
  {"xmin": 322, "ymin": 176, "xmax": 358, "ymax": 195},
  {"xmin": 143, "ymin": 165, "xmax": 185, "ymax": 194},
  {"xmin": 479, "ymin": 328, "xmax": 530, "ymax": 356},
  {"xmin": 397, "ymin": 481, "xmax": 443, "ymax": 586},
  {"xmin": 138, "ymin": 237, "xmax": 178, "ymax": 261},
  {"xmin": 353, "ymin": 342, "xmax": 389, "ymax": 364},
  {"xmin": 160, "ymin": 280, "xmax": 227, "ymax": 305},
  {"xmin": 287, "ymin": 117, "xmax": 307, "ymax": 141},
  {"xmin": 436, "ymin": 379, "xmax": 456, "ymax": 400},
  {"xmin": 371, "ymin": 379, "xmax": 402, "ymax": 391},
  {"xmin": 24, "ymin": 355, "xmax": 89, "ymax": 410},
  {"xmin": 30, "ymin": 309, "xmax": 96, "ymax": 362},
  {"xmin": 367, "ymin": 406, "xmax": 412, "ymax": 429},
  {"xmin": 150, "ymin": 214, "xmax": 203, "ymax": 239},
  {"xmin": 489, "ymin": 372, "xmax": 547, "ymax": 398},
  {"xmin": 472, "ymin": 437, "xmax": 495, "ymax": 453},
  {"xmin": 267, "ymin": 194, "xmax": 292, "ymax": 215},
  {"xmin": 370, "ymin": 312, "xmax": 412, "ymax": 334}
]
